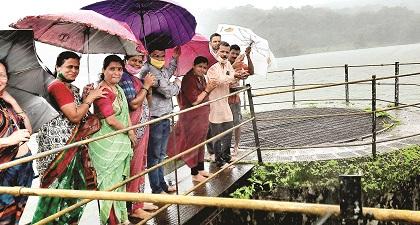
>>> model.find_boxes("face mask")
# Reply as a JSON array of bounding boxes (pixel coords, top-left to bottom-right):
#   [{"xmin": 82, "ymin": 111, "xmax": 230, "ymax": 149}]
[
  {"xmin": 150, "ymin": 58, "xmax": 165, "ymax": 69},
  {"xmin": 125, "ymin": 64, "xmax": 141, "ymax": 75},
  {"xmin": 57, "ymin": 72, "xmax": 75, "ymax": 83}
]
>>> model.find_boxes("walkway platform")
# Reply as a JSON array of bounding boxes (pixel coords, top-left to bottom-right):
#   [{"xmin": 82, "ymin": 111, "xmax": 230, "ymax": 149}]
[
  {"xmin": 21, "ymin": 162, "xmax": 254, "ymax": 225},
  {"xmin": 133, "ymin": 162, "xmax": 254, "ymax": 225}
]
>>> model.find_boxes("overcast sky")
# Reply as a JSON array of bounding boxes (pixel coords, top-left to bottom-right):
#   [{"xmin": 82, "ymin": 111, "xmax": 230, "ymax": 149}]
[{"xmin": 0, "ymin": 0, "xmax": 334, "ymax": 29}]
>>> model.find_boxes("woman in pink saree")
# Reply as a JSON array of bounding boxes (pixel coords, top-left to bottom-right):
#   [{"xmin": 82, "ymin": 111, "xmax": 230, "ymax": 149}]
[
  {"xmin": 168, "ymin": 56, "xmax": 217, "ymax": 182},
  {"xmin": 119, "ymin": 53, "xmax": 156, "ymax": 219}
]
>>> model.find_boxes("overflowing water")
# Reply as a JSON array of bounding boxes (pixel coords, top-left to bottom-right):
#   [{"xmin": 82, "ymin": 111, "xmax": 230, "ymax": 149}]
[{"xmin": 246, "ymin": 43, "xmax": 420, "ymax": 112}]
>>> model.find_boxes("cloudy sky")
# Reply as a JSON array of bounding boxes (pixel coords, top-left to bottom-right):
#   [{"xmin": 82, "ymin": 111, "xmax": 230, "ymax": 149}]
[
  {"xmin": 0, "ymin": 0, "xmax": 334, "ymax": 29},
  {"xmin": 1, "ymin": 0, "xmax": 335, "ymax": 83}
]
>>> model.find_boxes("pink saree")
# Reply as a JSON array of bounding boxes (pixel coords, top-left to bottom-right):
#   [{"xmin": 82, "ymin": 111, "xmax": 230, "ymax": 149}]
[{"xmin": 125, "ymin": 74, "xmax": 150, "ymax": 212}]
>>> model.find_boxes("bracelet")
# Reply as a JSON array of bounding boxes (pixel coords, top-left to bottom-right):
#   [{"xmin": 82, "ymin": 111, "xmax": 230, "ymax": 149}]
[
  {"xmin": 141, "ymin": 87, "xmax": 149, "ymax": 94},
  {"xmin": 16, "ymin": 111, "xmax": 25, "ymax": 115},
  {"xmin": 203, "ymin": 90, "xmax": 209, "ymax": 95},
  {"xmin": 82, "ymin": 101, "xmax": 91, "ymax": 106}
]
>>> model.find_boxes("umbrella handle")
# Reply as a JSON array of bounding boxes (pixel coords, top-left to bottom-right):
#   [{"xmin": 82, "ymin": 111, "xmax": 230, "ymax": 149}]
[
  {"xmin": 140, "ymin": 9, "xmax": 147, "ymax": 50},
  {"xmin": 35, "ymin": 53, "xmax": 54, "ymax": 76},
  {"xmin": 84, "ymin": 29, "xmax": 91, "ymax": 84}
]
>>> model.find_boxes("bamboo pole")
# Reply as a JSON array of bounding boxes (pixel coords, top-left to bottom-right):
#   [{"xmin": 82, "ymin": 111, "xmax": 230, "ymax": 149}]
[
  {"xmin": 0, "ymin": 87, "xmax": 250, "ymax": 171},
  {"xmin": 1, "ymin": 186, "xmax": 419, "ymax": 223},
  {"xmin": 33, "ymin": 118, "xmax": 254, "ymax": 225}
]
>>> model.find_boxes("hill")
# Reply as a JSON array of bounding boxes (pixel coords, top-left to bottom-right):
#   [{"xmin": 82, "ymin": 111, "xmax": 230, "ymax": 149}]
[{"xmin": 195, "ymin": 5, "xmax": 420, "ymax": 57}]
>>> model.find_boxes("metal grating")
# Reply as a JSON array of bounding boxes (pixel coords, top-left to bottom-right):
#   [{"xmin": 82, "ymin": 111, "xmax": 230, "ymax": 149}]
[{"xmin": 241, "ymin": 108, "xmax": 391, "ymax": 148}]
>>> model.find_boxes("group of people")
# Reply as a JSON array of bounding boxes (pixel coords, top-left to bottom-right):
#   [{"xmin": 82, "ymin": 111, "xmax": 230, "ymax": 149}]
[{"xmin": 0, "ymin": 32, "xmax": 254, "ymax": 225}]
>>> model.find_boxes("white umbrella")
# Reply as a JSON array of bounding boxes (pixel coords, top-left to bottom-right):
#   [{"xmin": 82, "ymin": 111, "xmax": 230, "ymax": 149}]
[{"xmin": 216, "ymin": 24, "xmax": 274, "ymax": 76}]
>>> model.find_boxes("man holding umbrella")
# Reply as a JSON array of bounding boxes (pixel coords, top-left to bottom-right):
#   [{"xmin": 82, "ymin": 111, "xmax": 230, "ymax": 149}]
[
  {"xmin": 228, "ymin": 44, "xmax": 254, "ymax": 156},
  {"xmin": 139, "ymin": 44, "xmax": 181, "ymax": 194}
]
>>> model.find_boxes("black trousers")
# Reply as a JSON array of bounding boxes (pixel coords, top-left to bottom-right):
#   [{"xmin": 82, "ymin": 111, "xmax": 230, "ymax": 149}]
[
  {"xmin": 209, "ymin": 121, "xmax": 233, "ymax": 167},
  {"xmin": 190, "ymin": 162, "xmax": 205, "ymax": 175},
  {"xmin": 206, "ymin": 126, "xmax": 214, "ymax": 154}
]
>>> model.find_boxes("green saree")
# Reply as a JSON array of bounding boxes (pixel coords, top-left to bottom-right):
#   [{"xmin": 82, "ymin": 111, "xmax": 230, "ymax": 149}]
[
  {"xmin": 31, "ymin": 150, "xmax": 91, "ymax": 225},
  {"xmin": 88, "ymin": 85, "xmax": 132, "ymax": 224}
]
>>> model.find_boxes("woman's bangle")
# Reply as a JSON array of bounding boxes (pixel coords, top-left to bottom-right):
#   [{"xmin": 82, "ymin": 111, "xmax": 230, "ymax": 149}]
[
  {"xmin": 82, "ymin": 101, "xmax": 91, "ymax": 106},
  {"xmin": 141, "ymin": 87, "xmax": 149, "ymax": 94},
  {"xmin": 16, "ymin": 111, "xmax": 25, "ymax": 115},
  {"xmin": 203, "ymin": 90, "xmax": 210, "ymax": 95}
]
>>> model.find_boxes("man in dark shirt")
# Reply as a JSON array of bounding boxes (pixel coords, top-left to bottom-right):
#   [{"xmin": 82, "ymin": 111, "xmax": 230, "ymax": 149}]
[
  {"xmin": 139, "ymin": 45, "xmax": 181, "ymax": 194},
  {"xmin": 228, "ymin": 44, "xmax": 254, "ymax": 156}
]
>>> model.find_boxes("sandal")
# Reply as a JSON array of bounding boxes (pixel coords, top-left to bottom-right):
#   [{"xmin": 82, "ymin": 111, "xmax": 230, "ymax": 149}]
[{"xmin": 166, "ymin": 185, "xmax": 177, "ymax": 193}]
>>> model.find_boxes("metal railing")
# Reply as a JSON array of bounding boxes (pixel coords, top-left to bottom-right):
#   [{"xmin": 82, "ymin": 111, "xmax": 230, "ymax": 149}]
[
  {"xmin": 1, "ymin": 61, "xmax": 420, "ymax": 224},
  {"xmin": 0, "ymin": 182, "xmax": 419, "ymax": 223},
  {"xmin": 249, "ymin": 71, "xmax": 420, "ymax": 159},
  {"xmin": 0, "ymin": 86, "xmax": 262, "ymax": 225},
  {"xmin": 260, "ymin": 61, "xmax": 420, "ymax": 106}
]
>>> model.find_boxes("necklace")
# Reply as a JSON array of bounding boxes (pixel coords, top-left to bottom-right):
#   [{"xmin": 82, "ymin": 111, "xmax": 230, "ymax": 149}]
[
  {"xmin": 59, "ymin": 80, "xmax": 72, "ymax": 90},
  {"xmin": 103, "ymin": 81, "xmax": 117, "ymax": 94},
  {"xmin": 102, "ymin": 81, "xmax": 123, "ymax": 111},
  {"xmin": 0, "ymin": 99, "xmax": 20, "ymax": 130}
]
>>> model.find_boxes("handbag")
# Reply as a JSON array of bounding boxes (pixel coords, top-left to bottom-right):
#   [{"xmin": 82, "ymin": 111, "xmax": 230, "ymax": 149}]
[{"xmin": 78, "ymin": 114, "xmax": 101, "ymax": 137}]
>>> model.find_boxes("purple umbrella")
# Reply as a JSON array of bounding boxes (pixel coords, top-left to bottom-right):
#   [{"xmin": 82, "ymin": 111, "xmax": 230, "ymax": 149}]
[{"xmin": 81, "ymin": 0, "xmax": 197, "ymax": 50}]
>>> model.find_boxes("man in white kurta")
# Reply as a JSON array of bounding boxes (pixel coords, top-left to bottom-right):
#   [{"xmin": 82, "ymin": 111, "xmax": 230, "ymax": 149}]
[{"xmin": 207, "ymin": 41, "xmax": 246, "ymax": 168}]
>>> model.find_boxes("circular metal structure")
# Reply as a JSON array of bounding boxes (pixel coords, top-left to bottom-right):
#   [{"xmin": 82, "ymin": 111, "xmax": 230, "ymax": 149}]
[{"xmin": 241, "ymin": 108, "xmax": 392, "ymax": 148}]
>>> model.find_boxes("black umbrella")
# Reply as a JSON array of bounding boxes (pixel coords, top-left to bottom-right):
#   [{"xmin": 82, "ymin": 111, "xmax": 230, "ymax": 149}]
[{"xmin": 0, "ymin": 30, "xmax": 58, "ymax": 132}]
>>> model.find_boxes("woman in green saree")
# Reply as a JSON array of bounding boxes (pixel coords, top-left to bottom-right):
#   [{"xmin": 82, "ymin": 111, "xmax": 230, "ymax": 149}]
[{"xmin": 88, "ymin": 55, "xmax": 135, "ymax": 225}]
